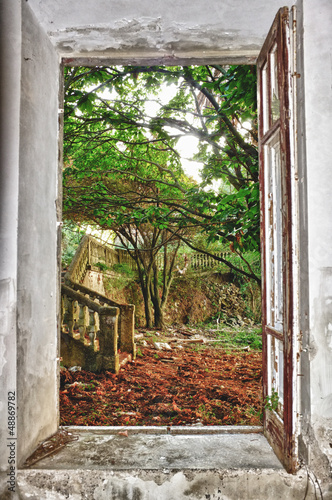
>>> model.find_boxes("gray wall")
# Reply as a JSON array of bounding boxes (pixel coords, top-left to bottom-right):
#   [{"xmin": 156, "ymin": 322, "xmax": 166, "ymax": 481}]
[
  {"xmin": 28, "ymin": 0, "xmax": 293, "ymax": 63},
  {"xmin": 0, "ymin": 0, "xmax": 21, "ymax": 478},
  {"xmin": 16, "ymin": 3, "xmax": 60, "ymax": 465},
  {"xmin": 301, "ymin": 0, "xmax": 332, "ymax": 479}
]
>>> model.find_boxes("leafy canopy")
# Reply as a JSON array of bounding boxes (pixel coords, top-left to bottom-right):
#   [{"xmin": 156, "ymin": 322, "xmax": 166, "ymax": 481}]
[{"xmin": 63, "ymin": 64, "xmax": 260, "ymax": 284}]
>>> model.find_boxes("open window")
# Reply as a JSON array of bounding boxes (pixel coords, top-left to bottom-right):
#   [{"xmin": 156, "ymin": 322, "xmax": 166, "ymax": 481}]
[
  {"xmin": 58, "ymin": 7, "xmax": 302, "ymax": 471},
  {"xmin": 58, "ymin": 6, "xmax": 301, "ymax": 472},
  {"xmin": 258, "ymin": 6, "xmax": 300, "ymax": 473}
]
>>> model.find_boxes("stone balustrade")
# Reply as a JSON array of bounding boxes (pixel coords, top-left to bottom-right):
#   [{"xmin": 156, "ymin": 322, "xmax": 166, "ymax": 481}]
[
  {"xmin": 64, "ymin": 279, "xmax": 136, "ymax": 360},
  {"xmin": 67, "ymin": 236, "xmax": 91, "ymax": 284},
  {"xmin": 61, "ymin": 284, "xmax": 121, "ymax": 372},
  {"xmin": 62, "ymin": 235, "xmax": 136, "ymax": 372},
  {"xmin": 67, "ymin": 234, "xmax": 231, "ymax": 276},
  {"xmin": 61, "ymin": 234, "xmax": 229, "ymax": 371},
  {"xmin": 189, "ymin": 251, "xmax": 230, "ymax": 270}
]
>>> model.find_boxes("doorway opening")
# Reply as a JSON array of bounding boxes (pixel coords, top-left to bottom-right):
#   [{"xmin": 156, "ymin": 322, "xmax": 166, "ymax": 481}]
[{"xmin": 59, "ymin": 63, "xmax": 263, "ymax": 429}]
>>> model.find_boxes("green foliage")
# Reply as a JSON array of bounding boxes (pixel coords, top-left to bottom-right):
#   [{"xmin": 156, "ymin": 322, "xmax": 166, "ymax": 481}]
[
  {"xmin": 103, "ymin": 263, "xmax": 137, "ymax": 293},
  {"xmin": 225, "ymin": 250, "xmax": 261, "ymax": 281},
  {"xmin": 213, "ymin": 327, "xmax": 262, "ymax": 350},
  {"xmin": 61, "ymin": 222, "xmax": 84, "ymax": 267},
  {"xmin": 81, "ymin": 383, "xmax": 96, "ymax": 391},
  {"xmin": 63, "ymin": 64, "xmax": 261, "ymax": 327},
  {"xmin": 186, "ymin": 323, "xmax": 262, "ymax": 351},
  {"xmin": 95, "ymin": 262, "xmax": 109, "ymax": 271},
  {"xmin": 232, "ymin": 328, "xmax": 262, "ymax": 350},
  {"xmin": 112, "ymin": 263, "xmax": 135, "ymax": 276},
  {"xmin": 264, "ymin": 388, "xmax": 279, "ymax": 411}
]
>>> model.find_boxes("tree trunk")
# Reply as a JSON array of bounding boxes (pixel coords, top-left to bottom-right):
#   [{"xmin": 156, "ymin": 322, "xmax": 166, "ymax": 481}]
[
  {"xmin": 149, "ymin": 263, "xmax": 165, "ymax": 329},
  {"xmin": 142, "ymin": 285, "xmax": 153, "ymax": 329},
  {"xmin": 137, "ymin": 268, "xmax": 153, "ymax": 328},
  {"xmin": 153, "ymin": 301, "xmax": 165, "ymax": 329}
]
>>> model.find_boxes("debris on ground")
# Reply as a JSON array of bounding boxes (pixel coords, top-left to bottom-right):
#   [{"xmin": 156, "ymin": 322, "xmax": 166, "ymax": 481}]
[
  {"xmin": 24, "ymin": 428, "xmax": 79, "ymax": 467},
  {"xmin": 68, "ymin": 366, "xmax": 82, "ymax": 372},
  {"xmin": 60, "ymin": 326, "xmax": 262, "ymax": 427},
  {"xmin": 153, "ymin": 342, "xmax": 172, "ymax": 351}
]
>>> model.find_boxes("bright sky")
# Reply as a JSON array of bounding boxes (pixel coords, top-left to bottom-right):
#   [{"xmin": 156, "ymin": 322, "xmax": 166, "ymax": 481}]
[
  {"xmin": 100, "ymin": 81, "xmax": 221, "ymax": 188},
  {"xmin": 92, "ymin": 74, "xmax": 253, "ymax": 194},
  {"xmin": 144, "ymin": 86, "xmax": 204, "ymax": 183},
  {"xmin": 176, "ymin": 135, "xmax": 202, "ymax": 183}
]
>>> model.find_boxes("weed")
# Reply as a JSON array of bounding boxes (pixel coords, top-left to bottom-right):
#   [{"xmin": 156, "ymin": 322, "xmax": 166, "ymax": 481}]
[
  {"xmin": 113, "ymin": 263, "xmax": 135, "ymax": 277},
  {"xmin": 246, "ymin": 405, "xmax": 263, "ymax": 422},
  {"xmin": 214, "ymin": 326, "xmax": 262, "ymax": 350},
  {"xmin": 79, "ymin": 383, "xmax": 96, "ymax": 391},
  {"xmin": 264, "ymin": 388, "xmax": 279, "ymax": 411},
  {"xmin": 198, "ymin": 403, "xmax": 215, "ymax": 420},
  {"xmin": 95, "ymin": 262, "xmax": 109, "ymax": 271}
]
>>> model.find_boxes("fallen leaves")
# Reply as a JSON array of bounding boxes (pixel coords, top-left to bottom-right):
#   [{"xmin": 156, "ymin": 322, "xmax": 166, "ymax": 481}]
[{"xmin": 60, "ymin": 344, "xmax": 263, "ymax": 427}]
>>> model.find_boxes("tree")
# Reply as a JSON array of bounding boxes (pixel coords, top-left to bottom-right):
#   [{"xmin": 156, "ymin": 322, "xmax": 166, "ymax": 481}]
[
  {"xmin": 117, "ymin": 224, "xmax": 181, "ymax": 329},
  {"xmin": 63, "ymin": 64, "xmax": 260, "ymax": 326},
  {"xmin": 64, "ymin": 137, "xmax": 192, "ymax": 328}
]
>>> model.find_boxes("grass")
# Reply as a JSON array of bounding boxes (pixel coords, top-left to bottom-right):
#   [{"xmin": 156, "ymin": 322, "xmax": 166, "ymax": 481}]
[
  {"xmin": 189, "ymin": 323, "xmax": 262, "ymax": 351},
  {"xmin": 139, "ymin": 323, "xmax": 262, "ymax": 353},
  {"xmin": 103, "ymin": 263, "xmax": 137, "ymax": 293},
  {"xmin": 216, "ymin": 327, "xmax": 262, "ymax": 350},
  {"xmin": 95, "ymin": 262, "xmax": 109, "ymax": 271}
]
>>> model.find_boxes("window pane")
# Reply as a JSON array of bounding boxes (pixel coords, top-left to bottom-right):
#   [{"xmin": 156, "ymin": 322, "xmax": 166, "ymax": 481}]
[
  {"xmin": 270, "ymin": 45, "xmax": 280, "ymax": 123},
  {"xmin": 264, "ymin": 132, "xmax": 283, "ymax": 331}
]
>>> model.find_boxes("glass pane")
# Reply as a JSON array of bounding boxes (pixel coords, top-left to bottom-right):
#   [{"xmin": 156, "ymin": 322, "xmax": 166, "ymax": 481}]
[
  {"xmin": 262, "ymin": 62, "xmax": 269, "ymax": 134},
  {"xmin": 264, "ymin": 132, "xmax": 283, "ymax": 331},
  {"xmin": 267, "ymin": 335, "xmax": 284, "ymax": 414},
  {"xmin": 270, "ymin": 45, "xmax": 280, "ymax": 123},
  {"xmin": 278, "ymin": 341, "xmax": 284, "ymax": 404}
]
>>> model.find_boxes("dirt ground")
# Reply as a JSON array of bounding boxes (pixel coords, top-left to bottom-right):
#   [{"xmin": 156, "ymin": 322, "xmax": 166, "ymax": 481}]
[{"xmin": 60, "ymin": 327, "xmax": 263, "ymax": 427}]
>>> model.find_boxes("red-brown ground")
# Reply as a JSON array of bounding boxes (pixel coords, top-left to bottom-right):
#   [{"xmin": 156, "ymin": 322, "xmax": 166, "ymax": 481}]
[{"xmin": 60, "ymin": 345, "xmax": 263, "ymax": 427}]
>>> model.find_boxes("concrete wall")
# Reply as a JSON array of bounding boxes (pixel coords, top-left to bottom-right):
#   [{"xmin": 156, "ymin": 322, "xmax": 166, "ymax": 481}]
[
  {"xmin": 0, "ymin": 0, "xmax": 21, "ymax": 483},
  {"xmin": 16, "ymin": 2, "xmax": 60, "ymax": 466},
  {"xmin": 16, "ymin": 468, "xmax": 318, "ymax": 500},
  {"xmin": 300, "ymin": 0, "xmax": 332, "ymax": 482},
  {"xmin": 28, "ymin": 0, "xmax": 293, "ymax": 63}
]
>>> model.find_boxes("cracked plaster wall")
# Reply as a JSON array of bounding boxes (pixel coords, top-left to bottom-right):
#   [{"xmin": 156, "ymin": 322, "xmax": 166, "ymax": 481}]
[
  {"xmin": 0, "ymin": 0, "xmax": 21, "ymax": 483},
  {"xmin": 27, "ymin": 0, "xmax": 293, "ymax": 63},
  {"xmin": 15, "ymin": 1, "xmax": 60, "ymax": 468},
  {"xmin": 296, "ymin": 0, "xmax": 332, "ymax": 483}
]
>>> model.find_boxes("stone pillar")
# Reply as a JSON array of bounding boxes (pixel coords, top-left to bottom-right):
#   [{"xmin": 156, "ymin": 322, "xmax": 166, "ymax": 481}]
[
  {"xmin": 99, "ymin": 307, "xmax": 120, "ymax": 373},
  {"xmin": 119, "ymin": 305, "xmax": 136, "ymax": 359}
]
